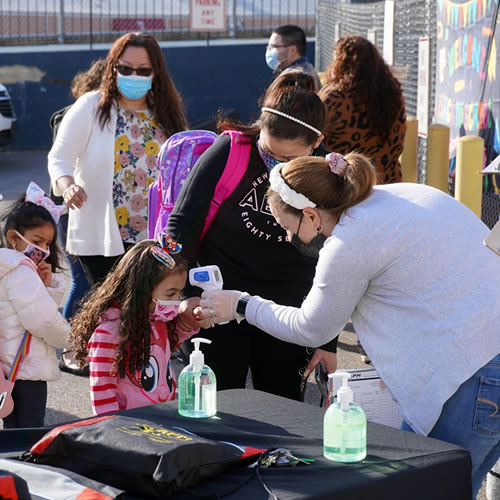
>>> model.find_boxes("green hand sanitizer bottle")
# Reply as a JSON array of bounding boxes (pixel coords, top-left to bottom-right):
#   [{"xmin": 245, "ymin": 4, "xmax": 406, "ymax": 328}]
[
  {"xmin": 323, "ymin": 371, "xmax": 367, "ymax": 462},
  {"xmin": 178, "ymin": 338, "xmax": 216, "ymax": 418}
]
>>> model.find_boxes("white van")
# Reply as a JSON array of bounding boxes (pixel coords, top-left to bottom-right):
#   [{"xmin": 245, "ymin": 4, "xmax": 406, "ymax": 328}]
[{"xmin": 0, "ymin": 83, "xmax": 16, "ymax": 145}]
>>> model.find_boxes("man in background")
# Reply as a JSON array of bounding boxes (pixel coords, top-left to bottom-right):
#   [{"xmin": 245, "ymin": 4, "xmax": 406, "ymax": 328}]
[{"xmin": 265, "ymin": 25, "xmax": 322, "ymax": 91}]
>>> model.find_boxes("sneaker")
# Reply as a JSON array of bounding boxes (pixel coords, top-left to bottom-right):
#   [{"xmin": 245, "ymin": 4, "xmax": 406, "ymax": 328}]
[{"xmin": 59, "ymin": 351, "xmax": 90, "ymax": 377}]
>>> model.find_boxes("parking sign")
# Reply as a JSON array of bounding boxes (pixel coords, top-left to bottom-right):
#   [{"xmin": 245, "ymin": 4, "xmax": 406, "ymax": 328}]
[{"xmin": 190, "ymin": 0, "xmax": 227, "ymax": 32}]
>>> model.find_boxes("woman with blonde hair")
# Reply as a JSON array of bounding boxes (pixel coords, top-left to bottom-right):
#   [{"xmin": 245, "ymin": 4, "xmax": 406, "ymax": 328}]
[{"xmin": 201, "ymin": 151, "xmax": 500, "ymax": 498}]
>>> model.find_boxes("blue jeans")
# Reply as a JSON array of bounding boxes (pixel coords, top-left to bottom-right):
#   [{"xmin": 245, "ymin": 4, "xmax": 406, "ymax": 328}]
[
  {"xmin": 63, "ymin": 253, "xmax": 90, "ymax": 319},
  {"xmin": 402, "ymin": 354, "xmax": 500, "ymax": 498},
  {"xmin": 57, "ymin": 214, "xmax": 90, "ymax": 319}
]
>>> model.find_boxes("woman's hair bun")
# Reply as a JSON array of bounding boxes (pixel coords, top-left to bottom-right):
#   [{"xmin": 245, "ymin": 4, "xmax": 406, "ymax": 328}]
[{"xmin": 280, "ymin": 69, "xmax": 315, "ymax": 91}]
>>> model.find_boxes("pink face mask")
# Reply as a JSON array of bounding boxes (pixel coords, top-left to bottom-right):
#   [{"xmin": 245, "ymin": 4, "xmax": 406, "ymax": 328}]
[
  {"xmin": 150, "ymin": 299, "xmax": 180, "ymax": 323},
  {"xmin": 14, "ymin": 230, "xmax": 50, "ymax": 266}
]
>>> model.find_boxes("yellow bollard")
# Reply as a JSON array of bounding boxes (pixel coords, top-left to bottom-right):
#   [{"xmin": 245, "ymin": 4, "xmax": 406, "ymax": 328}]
[
  {"xmin": 426, "ymin": 124, "xmax": 450, "ymax": 192},
  {"xmin": 317, "ymin": 71, "xmax": 327, "ymax": 87},
  {"xmin": 400, "ymin": 117, "xmax": 418, "ymax": 182},
  {"xmin": 455, "ymin": 135, "xmax": 484, "ymax": 218}
]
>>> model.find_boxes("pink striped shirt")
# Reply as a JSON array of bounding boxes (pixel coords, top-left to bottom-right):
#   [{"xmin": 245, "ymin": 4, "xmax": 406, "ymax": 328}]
[{"xmin": 88, "ymin": 306, "xmax": 196, "ymax": 415}]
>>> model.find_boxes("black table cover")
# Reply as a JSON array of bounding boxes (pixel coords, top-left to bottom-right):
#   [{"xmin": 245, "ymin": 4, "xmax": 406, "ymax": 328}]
[{"xmin": 0, "ymin": 389, "xmax": 472, "ymax": 499}]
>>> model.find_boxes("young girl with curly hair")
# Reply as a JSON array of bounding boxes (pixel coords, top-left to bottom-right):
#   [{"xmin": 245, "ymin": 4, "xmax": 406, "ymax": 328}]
[{"xmin": 69, "ymin": 235, "xmax": 204, "ymax": 415}]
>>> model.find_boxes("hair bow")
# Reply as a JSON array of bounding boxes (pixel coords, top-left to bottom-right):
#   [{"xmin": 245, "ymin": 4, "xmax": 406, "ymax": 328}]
[
  {"xmin": 326, "ymin": 152, "xmax": 348, "ymax": 177},
  {"xmin": 151, "ymin": 232, "xmax": 182, "ymax": 269},
  {"xmin": 25, "ymin": 181, "xmax": 66, "ymax": 223}
]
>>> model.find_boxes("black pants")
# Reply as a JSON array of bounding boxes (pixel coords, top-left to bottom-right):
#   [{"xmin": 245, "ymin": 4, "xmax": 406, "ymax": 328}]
[
  {"xmin": 2, "ymin": 380, "xmax": 47, "ymax": 429},
  {"xmin": 180, "ymin": 321, "xmax": 312, "ymax": 402},
  {"xmin": 79, "ymin": 243, "xmax": 133, "ymax": 286}
]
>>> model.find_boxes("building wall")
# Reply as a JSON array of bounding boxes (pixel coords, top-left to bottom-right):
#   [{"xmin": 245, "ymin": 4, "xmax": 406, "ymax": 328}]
[{"xmin": 0, "ymin": 40, "xmax": 315, "ymax": 150}]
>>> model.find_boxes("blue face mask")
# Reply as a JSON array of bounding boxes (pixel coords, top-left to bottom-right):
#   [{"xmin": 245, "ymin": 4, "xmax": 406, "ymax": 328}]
[
  {"xmin": 117, "ymin": 73, "xmax": 153, "ymax": 101},
  {"xmin": 265, "ymin": 48, "xmax": 280, "ymax": 71},
  {"xmin": 257, "ymin": 139, "xmax": 281, "ymax": 172}
]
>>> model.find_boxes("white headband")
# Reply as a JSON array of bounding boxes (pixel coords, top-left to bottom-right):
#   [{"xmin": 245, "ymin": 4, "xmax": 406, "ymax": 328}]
[
  {"xmin": 261, "ymin": 107, "xmax": 322, "ymax": 136},
  {"xmin": 269, "ymin": 163, "xmax": 317, "ymax": 210}
]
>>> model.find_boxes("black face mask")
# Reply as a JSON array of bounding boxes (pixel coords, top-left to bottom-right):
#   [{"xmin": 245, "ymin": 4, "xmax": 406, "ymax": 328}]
[
  {"xmin": 291, "ymin": 232, "xmax": 327, "ymax": 259},
  {"xmin": 290, "ymin": 212, "xmax": 327, "ymax": 259}
]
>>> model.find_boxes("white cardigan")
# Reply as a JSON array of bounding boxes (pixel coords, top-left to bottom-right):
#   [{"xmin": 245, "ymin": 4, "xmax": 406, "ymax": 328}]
[{"xmin": 48, "ymin": 91, "xmax": 124, "ymax": 256}]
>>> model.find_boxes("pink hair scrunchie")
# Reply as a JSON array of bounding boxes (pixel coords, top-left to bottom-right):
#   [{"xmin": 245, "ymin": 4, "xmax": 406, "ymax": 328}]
[{"xmin": 326, "ymin": 152, "xmax": 347, "ymax": 177}]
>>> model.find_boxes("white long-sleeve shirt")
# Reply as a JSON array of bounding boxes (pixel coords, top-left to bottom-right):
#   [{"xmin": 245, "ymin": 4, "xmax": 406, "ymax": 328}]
[{"xmin": 246, "ymin": 183, "xmax": 500, "ymax": 435}]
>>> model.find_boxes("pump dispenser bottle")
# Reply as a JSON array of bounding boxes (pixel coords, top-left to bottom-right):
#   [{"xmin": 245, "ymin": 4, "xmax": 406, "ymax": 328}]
[
  {"xmin": 178, "ymin": 338, "xmax": 216, "ymax": 418},
  {"xmin": 323, "ymin": 371, "xmax": 367, "ymax": 462}
]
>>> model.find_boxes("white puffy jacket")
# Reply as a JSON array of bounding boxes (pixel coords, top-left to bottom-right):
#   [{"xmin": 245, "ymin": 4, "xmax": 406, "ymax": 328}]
[{"xmin": 0, "ymin": 248, "xmax": 70, "ymax": 381}]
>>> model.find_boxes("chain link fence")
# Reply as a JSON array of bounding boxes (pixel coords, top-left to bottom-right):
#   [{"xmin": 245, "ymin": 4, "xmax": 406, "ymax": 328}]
[
  {"xmin": 316, "ymin": 0, "xmax": 499, "ymax": 228},
  {"xmin": 316, "ymin": 0, "xmax": 436, "ymax": 184},
  {"xmin": 0, "ymin": 0, "xmax": 316, "ymax": 45}
]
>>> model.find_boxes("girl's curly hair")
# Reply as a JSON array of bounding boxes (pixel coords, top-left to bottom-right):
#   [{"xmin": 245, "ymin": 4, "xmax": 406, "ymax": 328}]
[
  {"xmin": 326, "ymin": 35, "xmax": 404, "ymax": 139},
  {"xmin": 69, "ymin": 240, "xmax": 187, "ymax": 378},
  {"xmin": 70, "ymin": 58, "xmax": 107, "ymax": 99}
]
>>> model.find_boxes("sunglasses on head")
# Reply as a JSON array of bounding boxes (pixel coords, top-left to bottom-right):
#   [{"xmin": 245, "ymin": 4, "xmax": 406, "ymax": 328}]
[{"xmin": 116, "ymin": 64, "xmax": 153, "ymax": 77}]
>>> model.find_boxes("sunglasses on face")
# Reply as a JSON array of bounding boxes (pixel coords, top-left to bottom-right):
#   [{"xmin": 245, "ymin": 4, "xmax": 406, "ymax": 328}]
[{"xmin": 116, "ymin": 64, "xmax": 153, "ymax": 77}]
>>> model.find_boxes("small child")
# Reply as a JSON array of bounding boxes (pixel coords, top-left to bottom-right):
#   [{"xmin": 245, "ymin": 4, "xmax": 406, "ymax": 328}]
[
  {"xmin": 0, "ymin": 182, "xmax": 69, "ymax": 428},
  {"xmin": 70, "ymin": 234, "xmax": 205, "ymax": 415}
]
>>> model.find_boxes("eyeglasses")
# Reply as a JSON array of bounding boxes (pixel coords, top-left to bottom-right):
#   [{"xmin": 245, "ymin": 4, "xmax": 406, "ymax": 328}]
[
  {"xmin": 116, "ymin": 64, "xmax": 153, "ymax": 77},
  {"xmin": 267, "ymin": 43, "xmax": 291, "ymax": 50},
  {"xmin": 259, "ymin": 140, "xmax": 314, "ymax": 163}
]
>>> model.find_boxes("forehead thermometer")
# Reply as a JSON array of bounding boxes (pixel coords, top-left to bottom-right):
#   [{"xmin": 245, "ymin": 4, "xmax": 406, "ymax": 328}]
[
  {"xmin": 189, "ymin": 265, "xmax": 223, "ymax": 291},
  {"xmin": 189, "ymin": 265, "xmax": 226, "ymax": 324}
]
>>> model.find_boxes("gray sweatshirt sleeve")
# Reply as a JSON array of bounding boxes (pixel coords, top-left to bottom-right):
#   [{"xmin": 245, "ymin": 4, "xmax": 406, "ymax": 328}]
[{"xmin": 245, "ymin": 236, "xmax": 369, "ymax": 347}]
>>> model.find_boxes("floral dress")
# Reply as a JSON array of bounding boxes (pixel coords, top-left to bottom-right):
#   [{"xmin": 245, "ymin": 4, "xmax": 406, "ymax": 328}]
[{"xmin": 113, "ymin": 108, "xmax": 167, "ymax": 243}]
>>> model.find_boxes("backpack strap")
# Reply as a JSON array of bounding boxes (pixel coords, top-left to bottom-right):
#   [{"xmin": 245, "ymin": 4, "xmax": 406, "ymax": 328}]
[
  {"xmin": 6, "ymin": 259, "xmax": 37, "ymax": 380},
  {"xmin": 200, "ymin": 131, "xmax": 252, "ymax": 239},
  {"xmin": 7, "ymin": 330, "xmax": 32, "ymax": 382}
]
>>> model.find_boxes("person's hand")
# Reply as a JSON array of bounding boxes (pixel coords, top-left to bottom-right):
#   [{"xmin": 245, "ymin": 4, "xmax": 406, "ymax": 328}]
[
  {"xmin": 37, "ymin": 261, "xmax": 52, "ymax": 287},
  {"xmin": 176, "ymin": 297, "xmax": 201, "ymax": 332},
  {"xmin": 63, "ymin": 183, "xmax": 88, "ymax": 209},
  {"xmin": 200, "ymin": 290, "xmax": 245, "ymax": 325},
  {"xmin": 303, "ymin": 348, "xmax": 337, "ymax": 379},
  {"xmin": 192, "ymin": 306, "xmax": 213, "ymax": 329}
]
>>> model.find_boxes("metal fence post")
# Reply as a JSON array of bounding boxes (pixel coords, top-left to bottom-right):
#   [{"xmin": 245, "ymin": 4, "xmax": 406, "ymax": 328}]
[
  {"xmin": 231, "ymin": 0, "xmax": 237, "ymax": 38},
  {"xmin": 426, "ymin": 124, "xmax": 450, "ymax": 193},
  {"xmin": 58, "ymin": 0, "xmax": 65, "ymax": 44},
  {"xmin": 455, "ymin": 135, "xmax": 484, "ymax": 218},
  {"xmin": 400, "ymin": 117, "xmax": 418, "ymax": 183}
]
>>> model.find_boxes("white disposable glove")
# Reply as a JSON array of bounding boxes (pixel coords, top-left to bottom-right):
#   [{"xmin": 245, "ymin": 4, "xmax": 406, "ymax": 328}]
[{"xmin": 200, "ymin": 290, "xmax": 246, "ymax": 325}]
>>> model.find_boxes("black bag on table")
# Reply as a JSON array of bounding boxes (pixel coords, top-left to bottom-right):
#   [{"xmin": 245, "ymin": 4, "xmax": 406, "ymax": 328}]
[{"xmin": 23, "ymin": 414, "xmax": 264, "ymax": 498}]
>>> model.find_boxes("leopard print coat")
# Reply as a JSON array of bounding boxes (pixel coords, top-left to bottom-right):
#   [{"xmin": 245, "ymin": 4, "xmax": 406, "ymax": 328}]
[{"xmin": 318, "ymin": 85, "xmax": 407, "ymax": 184}]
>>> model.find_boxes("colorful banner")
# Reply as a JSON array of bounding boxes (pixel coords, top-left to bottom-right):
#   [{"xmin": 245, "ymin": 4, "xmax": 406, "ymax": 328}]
[{"xmin": 435, "ymin": 0, "xmax": 500, "ymax": 193}]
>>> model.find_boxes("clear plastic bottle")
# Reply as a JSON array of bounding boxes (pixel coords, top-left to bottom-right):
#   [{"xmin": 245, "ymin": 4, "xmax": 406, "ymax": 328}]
[
  {"xmin": 323, "ymin": 372, "xmax": 367, "ymax": 462},
  {"xmin": 178, "ymin": 338, "xmax": 216, "ymax": 418}
]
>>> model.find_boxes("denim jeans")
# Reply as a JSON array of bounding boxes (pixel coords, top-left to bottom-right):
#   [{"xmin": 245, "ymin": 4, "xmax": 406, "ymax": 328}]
[
  {"xmin": 63, "ymin": 253, "xmax": 90, "ymax": 319},
  {"xmin": 57, "ymin": 214, "xmax": 90, "ymax": 319},
  {"xmin": 402, "ymin": 354, "xmax": 500, "ymax": 499}
]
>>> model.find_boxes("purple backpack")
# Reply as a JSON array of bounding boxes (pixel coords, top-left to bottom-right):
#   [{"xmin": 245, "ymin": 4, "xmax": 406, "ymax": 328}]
[{"xmin": 148, "ymin": 130, "xmax": 251, "ymax": 240}]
